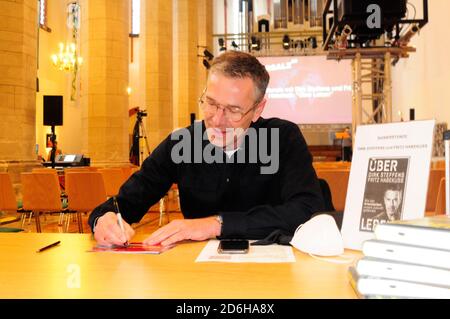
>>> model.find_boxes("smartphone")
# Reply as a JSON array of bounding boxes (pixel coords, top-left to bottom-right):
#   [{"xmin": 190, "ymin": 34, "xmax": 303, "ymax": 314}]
[{"xmin": 217, "ymin": 239, "xmax": 249, "ymax": 254}]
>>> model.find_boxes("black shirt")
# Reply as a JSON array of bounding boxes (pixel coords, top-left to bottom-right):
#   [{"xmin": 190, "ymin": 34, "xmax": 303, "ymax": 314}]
[{"xmin": 88, "ymin": 118, "xmax": 325, "ymax": 239}]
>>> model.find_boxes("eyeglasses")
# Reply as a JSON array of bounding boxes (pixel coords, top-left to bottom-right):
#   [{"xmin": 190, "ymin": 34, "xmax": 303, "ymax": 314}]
[{"xmin": 198, "ymin": 90, "xmax": 260, "ymax": 122}]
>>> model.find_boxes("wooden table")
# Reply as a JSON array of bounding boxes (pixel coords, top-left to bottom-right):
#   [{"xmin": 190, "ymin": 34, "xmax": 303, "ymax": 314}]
[{"xmin": 0, "ymin": 233, "xmax": 361, "ymax": 299}]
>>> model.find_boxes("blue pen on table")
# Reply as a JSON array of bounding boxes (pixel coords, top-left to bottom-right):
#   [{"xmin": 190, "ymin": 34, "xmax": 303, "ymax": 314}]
[
  {"xmin": 37, "ymin": 240, "xmax": 61, "ymax": 253},
  {"xmin": 113, "ymin": 196, "xmax": 129, "ymax": 247}
]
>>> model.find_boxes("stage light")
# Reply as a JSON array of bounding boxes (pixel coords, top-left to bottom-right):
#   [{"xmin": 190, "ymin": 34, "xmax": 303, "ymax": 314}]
[
  {"xmin": 309, "ymin": 37, "xmax": 318, "ymax": 49},
  {"xmin": 231, "ymin": 41, "xmax": 239, "ymax": 49},
  {"xmin": 202, "ymin": 59, "xmax": 211, "ymax": 69},
  {"xmin": 218, "ymin": 38, "xmax": 226, "ymax": 51},
  {"xmin": 251, "ymin": 36, "xmax": 260, "ymax": 51},
  {"xmin": 282, "ymin": 34, "xmax": 290, "ymax": 50},
  {"xmin": 203, "ymin": 49, "xmax": 214, "ymax": 60}
]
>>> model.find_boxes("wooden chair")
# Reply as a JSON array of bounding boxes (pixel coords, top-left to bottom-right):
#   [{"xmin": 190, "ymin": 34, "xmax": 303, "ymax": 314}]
[
  {"xmin": 65, "ymin": 167, "xmax": 98, "ymax": 172},
  {"xmin": 21, "ymin": 172, "xmax": 67, "ymax": 233},
  {"xmin": 316, "ymin": 169, "xmax": 350, "ymax": 211},
  {"xmin": 0, "ymin": 172, "xmax": 21, "ymax": 227},
  {"xmin": 32, "ymin": 168, "xmax": 58, "ymax": 174},
  {"xmin": 426, "ymin": 168, "xmax": 445, "ymax": 212},
  {"xmin": 65, "ymin": 172, "xmax": 107, "ymax": 233},
  {"xmin": 159, "ymin": 184, "xmax": 180, "ymax": 226},
  {"xmin": 120, "ymin": 166, "xmax": 139, "ymax": 180},
  {"xmin": 98, "ymin": 168, "xmax": 126, "ymax": 198},
  {"xmin": 434, "ymin": 177, "xmax": 446, "ymax": 216}
]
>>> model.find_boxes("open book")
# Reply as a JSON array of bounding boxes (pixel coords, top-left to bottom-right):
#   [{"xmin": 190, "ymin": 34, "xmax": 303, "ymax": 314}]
[{"xmin": 89, "ymin": 242, "xmax": 174, "ymax": 254}]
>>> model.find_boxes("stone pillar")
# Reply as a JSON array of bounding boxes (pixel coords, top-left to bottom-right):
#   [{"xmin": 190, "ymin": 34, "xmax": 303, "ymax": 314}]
[
  {"xmin": 173, "ymin": 0, "xmax": 198, "ymax": 129},
  {"xmin": 80, "ymin": 0, "xmax": 130, "ymax": 167},
  {"xmin": 197, "ymin": 0, "xmax": 213, "ymax": 119},
  {"xmin": 0, "ymin": 0, "xmax": 39, "ymax": 185},
  {"xmin": 142, "ymin": 0, "xmax": 173, "ymax": 151}
]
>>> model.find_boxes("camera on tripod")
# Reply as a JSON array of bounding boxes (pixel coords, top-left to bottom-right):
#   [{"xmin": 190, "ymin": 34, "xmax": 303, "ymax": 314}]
[
  {"xmin": 137, "ymin": 109, "xmax": 147, "ymax": 118},
  {"xmin": 130, "ymin": 107, "xmax": 150, "ymax": 166}
]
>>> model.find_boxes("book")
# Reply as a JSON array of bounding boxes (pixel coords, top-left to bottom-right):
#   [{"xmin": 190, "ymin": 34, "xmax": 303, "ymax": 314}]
[
  {"xmin": 362, "ymin": 239, "xmax": 450, "ymax": 269},
  {"xmin": 356, "ymin": 257, "xmax": 450, "ymax": 287},
  {"xmin": 374, "ymin": 215, "xmax": 450, "ymax": 250},
  {"xmin": 348, "ymin": 266, "xmax": 450, "ymax": 299},
  {"xmin": 89, "ymin": 242, "xmax": 173, "ymax": 254},
  {"xmin": 341, "ymin": 120, "xmax": 435, "ymax": 250}
]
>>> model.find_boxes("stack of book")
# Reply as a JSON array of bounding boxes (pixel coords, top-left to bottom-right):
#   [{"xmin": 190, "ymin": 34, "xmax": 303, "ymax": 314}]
[{"xmin": 349, "ymin": 215, "xmax": 450, "ymax": 298}]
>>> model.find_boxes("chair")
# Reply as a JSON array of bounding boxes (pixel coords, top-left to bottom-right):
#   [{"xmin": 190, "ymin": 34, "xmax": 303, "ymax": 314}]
[
  {"xmin": 32, "ymin": 168, "xmax": 58, "ymax": 174},
  {"xmin": 0, "ymin": 172, "xmax": 18, "ymax": 212},
  {"xmin": 316, "ymin": 169, "xmax": 350, "ymax": 211},
  {"xmin": 0, "ymin": 173, "xmax": 21, "ymax": 227},
  {"xmin": 434, "ymin": 177, "xmax": 446, "ymax": 215},
  {"xmin": 159, "ymin": 184, "xmax": 180, "ymax": 227},
  {"xmin": 98, "ymin": 168, "xmax": 126, "ymax": 197},
  {"xmin": 426, "ymin": 168, "xmax": 445, "ymax": 212},
  {"xmin": 21, "ymin": 172, "xmax": 67, "ymax": 233},
  {"xmin": 120, "ymin": 166, "xmax": 139, "ymax": 180},
  {"xmin": 65, "ymin": 172, "xmax": 107, "ymax": 233},
  {"xmin": 318, "ymin": 178, "xmax": 336, "ymax": 211}
]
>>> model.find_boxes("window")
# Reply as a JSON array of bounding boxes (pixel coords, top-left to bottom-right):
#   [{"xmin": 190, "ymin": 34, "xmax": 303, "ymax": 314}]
[
  {"xmin": 39, "ymin": 0, "xmax": 51, "ymax": 32},
  {"xmin": 130, "ymin": 0, "xmax": 140, "ymax": 36}
]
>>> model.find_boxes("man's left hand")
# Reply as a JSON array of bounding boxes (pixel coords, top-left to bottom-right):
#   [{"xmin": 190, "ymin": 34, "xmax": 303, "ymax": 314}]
[{"xmin": 143, "ymin": 217, "xmax": 221, "ymax": 247}]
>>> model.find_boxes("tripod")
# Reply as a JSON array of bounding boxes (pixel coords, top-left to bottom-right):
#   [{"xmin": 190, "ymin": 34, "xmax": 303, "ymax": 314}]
[{"xmin": 129, "ymin": 111, "xmax": 150, "ymax": 166}]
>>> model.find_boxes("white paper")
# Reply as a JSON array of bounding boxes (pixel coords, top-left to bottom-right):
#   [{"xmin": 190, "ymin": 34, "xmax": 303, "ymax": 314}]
[
  {"xmin": 195, "ymin": 240, "xmax": 296, "ymax": 263},
  {"xmin": 341, "ymin": 120, "xmax": 435, "ymax": 250}
]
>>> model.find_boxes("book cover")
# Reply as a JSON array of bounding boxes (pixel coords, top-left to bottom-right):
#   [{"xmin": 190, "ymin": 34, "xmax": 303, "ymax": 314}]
[
  {"xmin": 374, "ymin": 215, "xmax": 450, "ymax": 250},
  {"xmin": 356, "ymin": 257, "xmax": 450, "ymax": 287},
  {"xmin": 348, "ymin": 266, "xmax": 450, "ymax": 299},
  {"xmin": 359, "ymin": 157, "xmax": 409, "ymax": 233},
  {"xmin": 89, "ymin": 242, "xmax": 173, "ymax": 254},
  {"xmin": 341, "ymin": 120, "xmax": 435, "ymax": 250},
  {"xmin": 362, "ymin": 239, "xmax": 450, "ymax": 269}
]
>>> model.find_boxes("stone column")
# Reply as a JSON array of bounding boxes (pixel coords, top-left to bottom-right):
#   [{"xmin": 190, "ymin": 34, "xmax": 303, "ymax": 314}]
[
  {"xmin": 142, "ymin": 0, "xmax": 173, "ymax": 151},
  {"xmin": 80, "ymin": 0, "xmax": 130, "ymax": 167},
  {"xmin": 173, "ymin": 0, "xmax": 198, "ymax": 129},
  {"xmin": 0, "ymin": 0, "xmax": 39, "ymax": 186},
  {"xmin": 197, "ymin": 0, "xmax": 213, "ymax": 119}
]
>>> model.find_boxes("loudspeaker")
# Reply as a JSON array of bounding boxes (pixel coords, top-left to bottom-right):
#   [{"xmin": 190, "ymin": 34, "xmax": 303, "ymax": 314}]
[
  {"xmin": 190, "ymin": 113, "xmax": 196, "ymax": 125},
  {"xmin": 43, "ymin": 95, "xmax": 63, "ymax": 126},
  {"xmin": 409, "ymin": 108, "xmax": 415, "ymax": 121}
]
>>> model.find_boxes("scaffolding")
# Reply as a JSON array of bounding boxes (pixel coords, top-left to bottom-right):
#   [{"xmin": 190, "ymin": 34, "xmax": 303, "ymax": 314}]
[{"xmin": 326, "ymin": 46, "xmax": 416, "ymax": 137}]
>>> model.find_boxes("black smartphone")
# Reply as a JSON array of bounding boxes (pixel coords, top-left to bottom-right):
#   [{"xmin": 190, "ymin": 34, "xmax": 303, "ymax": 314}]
[{"xmin": 217, "ymin": 239, "xmax": 249, "ymax": 254}]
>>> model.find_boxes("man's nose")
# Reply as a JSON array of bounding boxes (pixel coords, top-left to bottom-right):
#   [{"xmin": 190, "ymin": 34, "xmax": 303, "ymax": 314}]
[{"xmin": 212, "ymin": 107, "xmax": 227, "ymax": 126}]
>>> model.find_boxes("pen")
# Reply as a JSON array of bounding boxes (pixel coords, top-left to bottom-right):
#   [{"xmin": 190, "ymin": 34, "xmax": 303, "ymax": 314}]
[
  {"xmin": 113, "ymin": 197, "xmax": 129, "ymax": 247},
  {"xmin": 37, "ymin": 240, "xmax": 61, "ymax": 253}
]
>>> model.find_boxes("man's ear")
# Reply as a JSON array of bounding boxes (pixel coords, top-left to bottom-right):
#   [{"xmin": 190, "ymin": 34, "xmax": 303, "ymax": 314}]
[{"xmin": 251, "ymin": 98, "xmax": 267, "ymax": 122}]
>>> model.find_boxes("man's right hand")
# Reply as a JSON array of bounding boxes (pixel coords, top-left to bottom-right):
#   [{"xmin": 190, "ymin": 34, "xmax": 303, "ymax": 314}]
[{"xmin": 93, "ymin": 212, "xmax": 135, "ymax": 246}]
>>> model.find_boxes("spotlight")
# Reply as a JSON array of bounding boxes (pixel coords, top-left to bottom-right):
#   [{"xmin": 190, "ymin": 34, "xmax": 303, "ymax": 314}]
[
  {"xmin": 202, "ymin": 59, "xmax": 211, "ymax": 70},
  {"xmin": 251, "ymin": 36, "xmax": 260, "ymax": 51},
  {"xmin": 231, "ymin": 41, "xmax": 239, "ymax": 49},
  {"xmin": 282, "ymin": 34, "xmax": 290, "ymax": 50},
  {"xmin": 218, "ymin": 38, "xmax": 226, "ymax": 51},
  {"xmin": 309, "ymin": 37, "xmax": 318, "ymax": 49},
  {"xmin": 203, "ymin": 49, "xmax": 214, "ymax": 61}
]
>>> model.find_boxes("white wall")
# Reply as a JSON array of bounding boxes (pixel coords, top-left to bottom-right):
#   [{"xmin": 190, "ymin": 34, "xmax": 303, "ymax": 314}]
[{"xmin": 392, "ymin": 0, "xmax": 450, "ymax": 124}]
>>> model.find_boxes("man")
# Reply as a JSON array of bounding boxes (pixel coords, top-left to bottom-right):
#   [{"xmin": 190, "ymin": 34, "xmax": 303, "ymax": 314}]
[
  {"xmin": 374, "ymin": 186, "xmax": 403, "ymax": 222},
  {"xmin": 88, "ymin": 51, "xmax": 325, "ymax": 247},
  {"xmin": 342, "ymin": 127, "xmax": 352, "ymax": 162}
]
